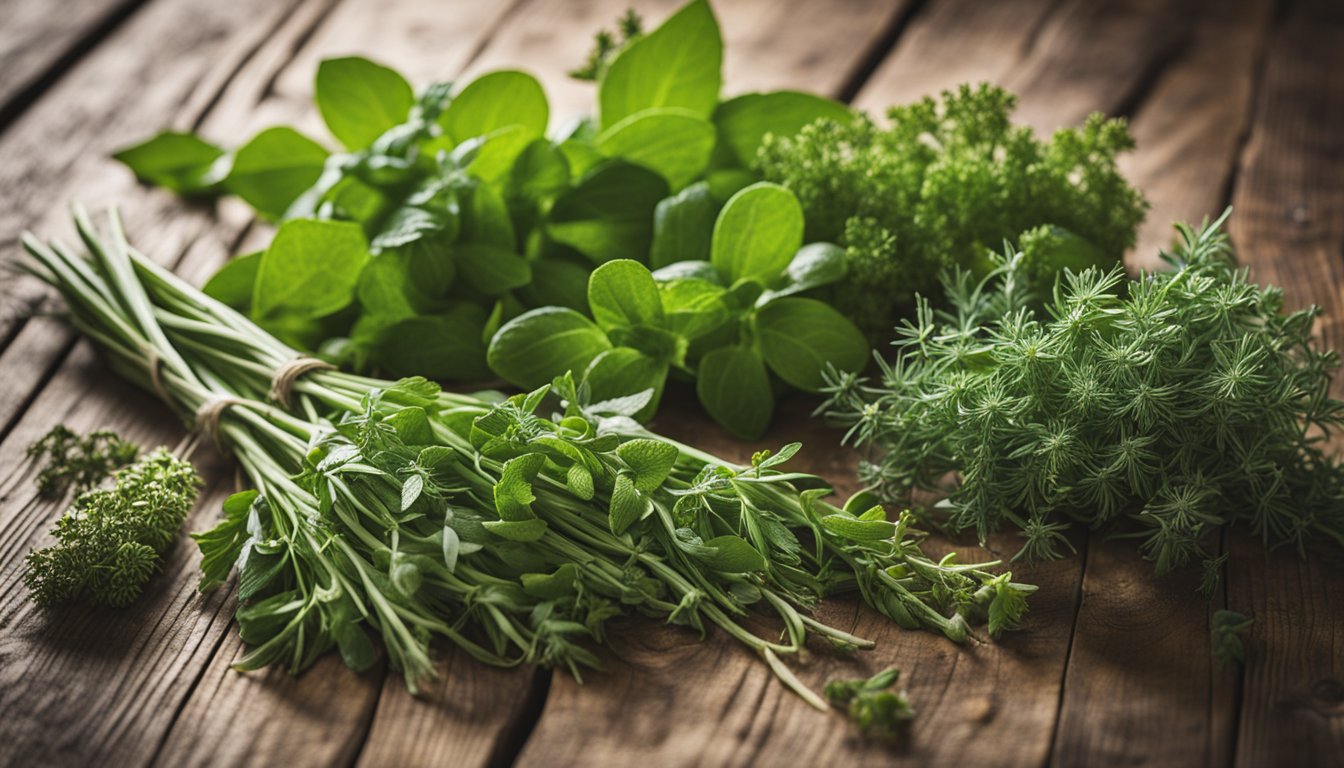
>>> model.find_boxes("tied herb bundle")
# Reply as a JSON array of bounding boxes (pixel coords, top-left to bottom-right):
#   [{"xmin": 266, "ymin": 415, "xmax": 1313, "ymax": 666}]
[
  {"xmin": 823, "ymin": 212, "xmax": 1344, "ymax": 577},
  {"xmin": 25, "ymin": 447, "xmax": 200, "ymax": 607},
  {"xmin": 21, "ymin": 208, "xmax": 1034, "ymax": 704}
]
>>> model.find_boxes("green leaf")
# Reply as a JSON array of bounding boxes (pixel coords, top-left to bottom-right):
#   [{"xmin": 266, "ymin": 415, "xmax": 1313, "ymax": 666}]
[
  {"xmin": 608, "ymin": 472, "xmax": 649, "ymax": 535},
  {"xmin": 494, "ymin": 453, "xmax": 545, "ymax": 521},
  {"xmin": 462, "ymin": 181, "xmax": 517, "ymax": 250},
  {"xmin": 696, "ymin": 344, "xmax": 773, "ymax": 439},
  {"xmin": 334, "ymin": 620, "xmax": 377, "ymax": 672},
  {"xmin": 315, "ymin": 56, "xmax": 414, "ymax": 149},
  {"xmin": 226, "ymin": 127, "xmax": 329, "ymax": 219},
  {"xmin": 699, "ymin": 534, "xmax": 767, "ymax": 573},
  {"xmin": 488, "ymin": 307, "xmax": 612, "ymax": 389},
  {"xmin": 515, "ymin": 256, "xmax": 591, "ymax": 312},
  {"xmin": 616, "ymin": 438, "xmax": 679, "ymax": 492},
  {"xmin": 588, "ymin": 259, "xmax": 664, "ymax": 330},
  {"xmin": 365, "ymin": 307, "xmax": 491, "ymax": 381},
  {"xmin": 650, "ymin": 182, "xmax": 716, "ymax": 268},
  {"xmin": 599, "ymin": 0, "xmax": 722, "ymax": 128},
  {"xmin": 190, "ymin": 490, "xmax": 256, "ymax": 591},
  {"xmin": 521, "ymin": 563, "xmax": 582, "ymax": 599},
  {"xmin": 714, "ymin": 91, "xmax": 852, "ymax": 166},
  {"xmin": 440, "ymin": 70, "xmax": 548, "ymax": 144},
  {"xmin": 755, "ymin": 297, "xmax": 869, "ymax": 392},
  {"xmin": 468, "ymin": 125, "xmax": 537, "ymax": 182},
  {"xmin": 819, "ymin": 514, "xmax": 896, "ymax": 541},
  {"xmin": 202, "ymin": 251, "xmax": 262, "ymax": 312},
  {"xmin": 658, "ymin": 278, "xmax": 729, "ymax": 341},
  {"xmin": 113, "ymin": 131, "xmax": 226, "ymax": 193},
  {"xmin": 252, "ymin": 219, "xmax": 369, "ymax": 320},
  {"xmin": 483, "ymin": 518, "xmax": 548, "ymax": 542},
  {"xmin": 595, "ymin": 108, "xmax": 716, "ymax": 190},
  {"xmin": 711, "ymin": 182, "xmax": 804, "ymax": 284},
  {"xmin": 760, "ymin": 242, "xmax": 848, "ymax": 302},
  {"xmin": 510, "ymin": 139, "xmax": 571, "ymax": 204},
  {"xmin": 582, "ymin": 348, "xmax": 668, "ymax": 421},
  {"xmin": 548, "ymin": 161, "xmax": 669, "ymax": 263},
  {"xmin": 456, "ymin": 243, "xmax": 532, "ymax": 296},
  {"xmin": 566, "ymin": 463, "xmax": 595, "ymax": 500}
]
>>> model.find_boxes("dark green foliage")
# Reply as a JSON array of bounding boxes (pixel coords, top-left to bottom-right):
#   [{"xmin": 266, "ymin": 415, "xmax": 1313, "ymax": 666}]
[
  {"xmin": 825, "ymin": 667, "xmax": 914, "ymax": 738},
  {"xmin": 755, "ymin": 83, "xmax": 1147, "ymax": 337},
  {"xmin": 822, "ymin": 212, "xmax": 1344, "ymax": 574},
  {"xmin": 24, "ymin": 449, "xmax": 201, "ymax": 607},
  {"xmin": 26, "ymin": 425, "xmax": 139, "ymax": 497},
  {"xmin": 1212, "ymin": 609, "xmax": 1253, "ymax": 665}
]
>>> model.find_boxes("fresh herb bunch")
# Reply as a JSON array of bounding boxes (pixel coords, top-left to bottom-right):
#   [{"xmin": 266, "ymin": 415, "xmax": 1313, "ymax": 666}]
[
  {"xmin": 22, "ymin": 208, "xmax": 1034, "ymax": 704},
  {"xmin": 755, "ymin": 83, "xmax": 1148, "ymax": 337},
  {"xmin": 824, "ymin": 667, "xmax": 914, "ymax": 739},
  {"xmin": 24, "ymin": 448, "xmax": 200, "ymax": 607},
  {"xmin": 26, "ymin": 424, "xmax": 139, "ymax": 497},
  {"xmin": 822, "ymin": 211, "xmax": 1344, "ymax": 574}
]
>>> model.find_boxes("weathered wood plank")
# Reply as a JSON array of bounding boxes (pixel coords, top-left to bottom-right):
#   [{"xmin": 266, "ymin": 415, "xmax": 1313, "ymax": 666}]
[
  {"xmin": 1224, "ymin": 0, "xmax": 1344, "ymax": 764},
  {"xmin": 1047, "ymin": 2, "xmax": 1275, "ymax": 766},
  {"xmin": 0, "ymin": 0, "xmax": 145, "ymax": 126},
  {"xmin": 1121, "ymin": 0, "xmax": 1275, "ymax": 267}
]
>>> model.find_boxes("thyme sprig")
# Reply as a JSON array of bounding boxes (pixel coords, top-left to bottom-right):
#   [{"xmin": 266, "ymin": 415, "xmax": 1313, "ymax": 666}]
[{"xmin": 823, "ymin": 210, "xmax": 1344, "ymax": 575}]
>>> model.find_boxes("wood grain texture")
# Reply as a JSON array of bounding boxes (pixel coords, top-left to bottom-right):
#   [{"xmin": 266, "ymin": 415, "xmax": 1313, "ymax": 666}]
[
  {"xmin": 1121, "ymin": 0, "xmax": 1276, "ymax": 267},
  {"xmin": 0, "ymin": 0, "xmax": 144, "ymax": 122},
  {"xmin": 1225, "ymin": 0, "xmax": 1344, "ymax": 764}
]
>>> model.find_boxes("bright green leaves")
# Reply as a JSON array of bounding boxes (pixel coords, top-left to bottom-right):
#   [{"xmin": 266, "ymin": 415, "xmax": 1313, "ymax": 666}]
[
  {"xmin": 595, "ymin": 108, "xmax": 715, "ymax": 190},
  {"xmin": 712, "ymin": 183, "xmax": 804, "ymax": 284},
  {"xmin": 588, "ymin": 259, "xmax": 663, "ymax": 330},
  {"xmin": 440, "ymin": 70, "xmax": 549, "ymax": 144},
  {"xmin": 650, "ymin": 182, "xmax": 716, "ymax": 268},
  {"xmin": 616, "ymin": 439, "xmax": 679, "ymax": 491},
  {"xmin": 608, "ymin": 472, "xmax": 648, "ymax": 534},
  {"xmin": 697, "ymin": 344, "xmax": 773, "ymax": 439},
  {"xmin": 714, "ymin": 91, "xmax": 851, "ymax": 167},
  {"xmin": 113, "ymin": 132, "xmax": 226, "ymax": 194},
  {"xmin": 547, "ymin": 161, "xmax": 668, "ymax": 263},
  {"xmin": 252, "ymin": 219, "xmax": 369, "ymax": 322},
  {"xmin": 315, "ymin": 56, "xmax": 415, "ymax": 149},
  {"xmin": 227, "ymin": 127, "xmax": 329, "ymax": 219},
  {"xmin": 756, "ymin": 297, "xmax": 869, "ymax": 392},
  {"xmin": 598, "ymin": 0, "xmax": 722, "ymax": 129},
  {"xmin": 488, "ymin": 307, "xmax": 612, "ymax": 389}
]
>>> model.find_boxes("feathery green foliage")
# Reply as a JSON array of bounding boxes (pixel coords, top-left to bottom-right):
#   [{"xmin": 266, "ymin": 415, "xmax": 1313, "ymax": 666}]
[
  {"xmin": 24, "ymin": 448, "xmax": 200, "ymax": 607},
  {"xmin": 822, "ymin": 211, "xmax": 1344, "ymax": 574},
  {"xmin": 26, "ymin": 424, "xmax": 139, "ymax": 497},
  {"xmin": 755, "ymin": 83, "xmax": 1147, "ymax": 337}
]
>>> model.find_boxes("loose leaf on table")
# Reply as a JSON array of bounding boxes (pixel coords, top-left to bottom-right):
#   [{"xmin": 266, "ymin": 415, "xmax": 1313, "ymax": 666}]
[
  {"xmin": 547, "ymin": 160, "xmax": 668, "ymax": 263},
  {"xmin": 755, "ymin": 297, "xmax": 868, "ymax": 392},
  {"xmin": 315, "ymin": 56, "xmax": 415, "ymax": 149},
  {"xmin": 598, "ymin": 0, "xmax": 723, "ymax": 129},
  {"xmin": 696, "ymin": 344, "xmax": 773, "ymax": 439},
  {"xmin": 439, "ymin": 70, "xmax": 549, "ymax": 144},
  {"xmin": 488, "ymin": 307, "xmax": 612, "ymax": 388},
  {"xmin": 595, "ymin": 107, "xmax": 716, "ymax": 190},
  {"xmin": 225, "ymin": 127, "xmax": 329, "ymax": 219},
  {"xmin": 113, "ymin": 131, "xmax": 227, "ymax": 194},
  {"xmin": 252, "ymin": 219, "xmax": 369, "ymax": 321},
  {"xmin": 588, "ymin": 259, "xmax": 664, "ymax": 330},
  {"xmin": 711, "ymin": 182, "xmax": 804, "ymax": 284}
]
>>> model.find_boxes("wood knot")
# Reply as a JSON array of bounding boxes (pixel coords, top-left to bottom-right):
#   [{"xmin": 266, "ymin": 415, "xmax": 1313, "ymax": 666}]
[
  {"xmin": 1288, "ymin": 203, "xmax": 1312, "ymax": 227},
  {"xmin": 1310, "ymin": 678, "xmax": 1344, "ymax": 713}
]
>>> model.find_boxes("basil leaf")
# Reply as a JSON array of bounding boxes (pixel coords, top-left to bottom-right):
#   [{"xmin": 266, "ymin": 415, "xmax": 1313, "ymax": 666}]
[
  {"xmin": 488, "ymin": 307, "xmax": 612, "ymax": 388},
  {"xmin": 315, "ymin": 56, "xmax": 414, "ymax": 149},
  {"xmin": 113, "ymin": 131, "xmax": 226, "ymax": 194},
  {"xmin": 714, "ymin": 91, "xmax": 852, "ymax": 166},
  {"xmin": 759, "ymin": 242, "xmax": 848, "ymax": 303},
  {"xmin": 588, "ymin": 259, "xmax": 663, "ymax": 331},
  {"xmin": 514, "ymin": 256, "xmax": 590, "ymax": 312},
  {"xmin": 599, "ymin": 0, "xmax": 722, "ymax": 128},
  {"xmin": 755, "ymin": 297, "xmax": 869, "ymax": 392},
  {"xmin": 711, "ymin": 182, "xmax": 804, "ymax": 284},
  {"xmin": 440, "ymin": 70, "xmax": 548, "ymax": 144},
  {"xmin": 462, "ymin": 181, "xmax": 517, "ymax": 250},
  {"xmin": 252, "ymin": 219, "xmax": 368, "ymax": 321},
  {"xmin": 226, "ymin": 127, "xmax": 329, "ymax": 219},
  {"xmin": 696, "ymin": 344, "xmax": 773, "ymax": 439},
  {"xmin": 582, "ymin": 348, "xmax": 668, "ymax": 422},
  {"xmin": 595, "ymin": 108, "xmax": 716, "ymax": 190},
  {"xmin": 366, "ymin": 306, "xmax": 492, "ymax": 381},
  {"xmin": 202, "ymin": 251, "xmax": 262, "ymax": 312},
  {"xmin": 547, "ymin": 161, "xmax": 668, "ymax": 263},
  {"xmin": 658, "ymin": 278, "xmax": 729, "ymax": 341},
  {"xmin": 456, "ymin": 243, "xmax": 532, "ymax": 296},
  {"xmin": 650, "ymin": 181, "xmax": 716, "ymax": 268}
]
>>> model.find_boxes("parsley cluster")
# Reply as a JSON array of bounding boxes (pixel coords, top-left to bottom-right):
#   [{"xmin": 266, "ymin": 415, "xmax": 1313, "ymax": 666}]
[
  {"xmin": 24, "ymin": 449, "xmax": 200, "ymax": 607},
  {"xmin": 755, "ymin": 83, "xmax": 1147, "ymax": 337},
  {"xmin": 26, "ymin": 424, "xmax": 138, "ymax": 497},
  {"xmin": 823, "ymin": 213, "xmax": 1344, "ymax": 575}
]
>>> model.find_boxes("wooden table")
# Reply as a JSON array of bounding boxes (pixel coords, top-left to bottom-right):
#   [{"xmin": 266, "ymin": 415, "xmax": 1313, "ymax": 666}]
[{"xmin": 1, "ymin": 0, "xmax": 1342, "ymax": 765}]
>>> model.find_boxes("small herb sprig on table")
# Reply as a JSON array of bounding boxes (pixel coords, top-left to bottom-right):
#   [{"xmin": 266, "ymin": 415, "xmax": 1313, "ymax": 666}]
[
  {"xmin": 825, "ymin": 667, "xmax": 914, "ymax": 739},
  {"xmin": 26, "ymin": 424, "xmax": 139, "ymax": 497},
  {"xmin": 21, "ymin": 207, "xmax": 1035, "ymax": 704},
  {"xmin": 823, "ymin": 211, "xmax": 1344, "ymax": 576}
]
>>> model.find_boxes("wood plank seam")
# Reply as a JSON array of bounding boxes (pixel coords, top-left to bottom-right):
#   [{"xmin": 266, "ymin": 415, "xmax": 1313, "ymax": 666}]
[{"xmin": 834, "ymin": 0, "xmax": 930, "ymax": 103}]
